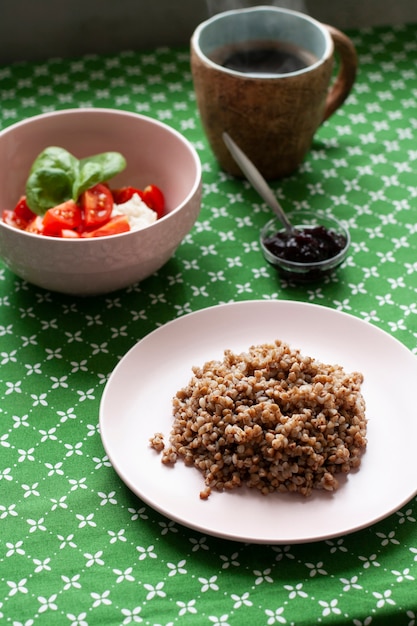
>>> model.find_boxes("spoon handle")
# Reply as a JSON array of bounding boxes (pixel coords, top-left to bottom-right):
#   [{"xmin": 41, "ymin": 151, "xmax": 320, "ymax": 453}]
[{"xmin": 222, "ymin": 132, "xmax": 293, "ymax": 234}]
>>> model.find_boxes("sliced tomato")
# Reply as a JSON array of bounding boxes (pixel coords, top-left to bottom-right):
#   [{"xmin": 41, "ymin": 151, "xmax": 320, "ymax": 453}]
[
  {"xmin": 3, "ymin": 197, "xmax": 37, "ymax": 230},
  {"xmin": 111, "ymin": 186, "xmax": 144, "ymax": 205},
  {"xmin": 14, "ymin": 196, "xmax": 37, "ymax": 222},
  {"xmin": 3, "ymin": 209, "xmax": 28, "ymax": 230},
  {"xmin": 25, "ymin": 215, "xmax": 45, "ymax": 235},
  {"xmin": 42, "ymin": 200, "xmax": 82, "ymax": 237},
  {"xmin": 81, "ymin": 214, "xmax": 130, "ymax": 238},
  {"xmin": 80, "ymin": 183, "xmax": 113, "ymax": 230},
  {"xmin": 142, "ymin": 184, "xmax": 165, "ymax": 218}
]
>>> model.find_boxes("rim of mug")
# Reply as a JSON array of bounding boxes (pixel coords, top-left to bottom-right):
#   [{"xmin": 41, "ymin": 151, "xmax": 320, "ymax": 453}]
[{"xmin": 191, "ymin": 5, "xmax": 334, "ymax": 79}]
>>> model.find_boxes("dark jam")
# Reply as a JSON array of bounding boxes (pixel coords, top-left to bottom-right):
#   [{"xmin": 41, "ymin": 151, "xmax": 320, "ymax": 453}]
[{"xmin": 263, "ymin": 225, "xmax": 347, "ymax": 282}]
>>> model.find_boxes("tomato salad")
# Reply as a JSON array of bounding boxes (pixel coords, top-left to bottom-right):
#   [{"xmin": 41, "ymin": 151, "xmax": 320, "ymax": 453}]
[{"xmin": 2, "ymin": 147, "xmax": 165, "ymax": 238}]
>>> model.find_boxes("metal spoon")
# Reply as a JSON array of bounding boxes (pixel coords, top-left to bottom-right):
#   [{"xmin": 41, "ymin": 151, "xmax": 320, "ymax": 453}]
[{"xmin": 222, "ymin": 132, "xmax": 295, "ymax": 235}]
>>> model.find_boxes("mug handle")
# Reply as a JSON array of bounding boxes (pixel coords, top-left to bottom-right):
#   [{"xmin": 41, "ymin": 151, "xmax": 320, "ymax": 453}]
[{"xmin": 322, "ymin": 25, "xmax": 358, "ymax": 122}]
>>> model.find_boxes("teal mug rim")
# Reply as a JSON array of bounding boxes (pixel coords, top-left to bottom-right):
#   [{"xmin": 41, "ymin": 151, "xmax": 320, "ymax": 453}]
[{"xmin": 191, "ymin": 6, "xmax": 333, "ymax": 79}]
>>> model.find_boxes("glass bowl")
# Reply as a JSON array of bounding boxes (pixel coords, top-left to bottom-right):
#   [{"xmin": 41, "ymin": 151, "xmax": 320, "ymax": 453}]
[{"xmin": 260, "ymin": 211, "xmax": 350, "ymax": 283}]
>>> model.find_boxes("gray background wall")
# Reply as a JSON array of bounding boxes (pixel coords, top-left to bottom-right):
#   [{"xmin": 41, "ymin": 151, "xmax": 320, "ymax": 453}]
[{"xmin": 1, "ymin": 0, "xmax": 416, "ymax": 64}]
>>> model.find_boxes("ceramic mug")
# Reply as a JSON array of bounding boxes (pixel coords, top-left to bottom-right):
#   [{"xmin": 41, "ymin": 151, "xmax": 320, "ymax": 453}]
[{"xmin": 191, "ymin": 6, "xmax": 357, "ymax": 179}]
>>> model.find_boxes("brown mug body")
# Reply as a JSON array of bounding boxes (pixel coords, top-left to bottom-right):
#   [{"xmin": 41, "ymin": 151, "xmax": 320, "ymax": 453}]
[{"xmin": 191, "ymin": 7, "xmax": 357, "ymax": 180}]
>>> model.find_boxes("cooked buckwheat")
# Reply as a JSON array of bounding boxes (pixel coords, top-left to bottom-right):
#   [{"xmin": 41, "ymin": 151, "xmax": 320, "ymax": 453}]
[{"xmin": 150, "ymin": 340, "xmax": 367, "ymax": 498}]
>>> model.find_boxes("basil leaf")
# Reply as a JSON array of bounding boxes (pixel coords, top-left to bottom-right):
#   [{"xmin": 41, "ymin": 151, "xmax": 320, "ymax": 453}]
[
  {"xmin": 28, "ymin": 146, "xmax": 79, "ymax": 174},
  {"xmin": 75, "ymin": 152, "xmax": 127, "ymax": 199},
  {"xmin": 25, "ymin": 147, "xmax": 79, "ymax": 214},
  {"xmin": 25, "ymin": 147, "xmax": 127, "ymax": 215},
  {"xmin": 26, "ymin": 168, "xmax": 75, "ymax": 214}
]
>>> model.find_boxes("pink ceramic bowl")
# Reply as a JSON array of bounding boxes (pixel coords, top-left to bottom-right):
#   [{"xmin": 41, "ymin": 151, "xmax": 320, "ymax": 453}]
[{"xmin": 0, "ymin": 108, "xmax": 202, "ymax": 296}]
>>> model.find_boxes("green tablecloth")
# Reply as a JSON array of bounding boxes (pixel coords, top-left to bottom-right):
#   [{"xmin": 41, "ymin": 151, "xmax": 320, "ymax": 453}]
[{"xmin": 1, "ymin": 22, "xmax": 417, "ymax": 626}]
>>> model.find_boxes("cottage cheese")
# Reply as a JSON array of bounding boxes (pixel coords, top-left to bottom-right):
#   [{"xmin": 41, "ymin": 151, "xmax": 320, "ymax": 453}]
[{"xmin": 112, "ymin": 193, "xmax": 157, "ymax": 230}]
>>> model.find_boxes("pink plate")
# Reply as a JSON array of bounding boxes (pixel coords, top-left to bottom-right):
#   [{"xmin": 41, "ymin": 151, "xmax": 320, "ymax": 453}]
[{"xmin": 100, "ymin": 300, "xmax": 417, "ymax": 544}]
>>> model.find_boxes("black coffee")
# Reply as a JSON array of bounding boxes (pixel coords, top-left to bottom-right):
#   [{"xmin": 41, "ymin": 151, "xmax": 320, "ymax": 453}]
[{"xmin": 219, "ymin": 41, "xmax": 316, "ymax": 75}]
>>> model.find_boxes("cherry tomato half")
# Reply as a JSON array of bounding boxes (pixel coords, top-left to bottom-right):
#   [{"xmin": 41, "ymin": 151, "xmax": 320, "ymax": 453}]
[
  {"xmin": 111, "ymin": 186, "xmax": 144, "ymax": 205},
  {"xmin": 80, "ymin": 183, "xmax": 113, "ymax": 229},
  {"xmin": 3, "ymin": 197, "xmax": 37, "ymax": 230},
  {"xmin": 142, "ymin": 184, "xmax": 165, "ymax": 219},
  {"xmin": 81, "ymin": 215, "xmax": 130, "ymax": 238},
  {"xmin": 14, "ymin": 196, "xmax": 37, "ymax": 223},
  {"xmin": 42, "ymin": 200, "xmax": 82, "ymax": 237},
  {"xmin": 3, "ymin": 209, "xmax": 28, "ymax": 230}
]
